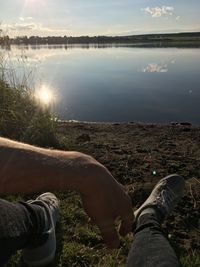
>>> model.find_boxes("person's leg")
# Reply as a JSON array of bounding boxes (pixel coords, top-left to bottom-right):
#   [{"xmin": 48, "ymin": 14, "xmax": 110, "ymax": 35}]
[
  {"xmin": 127, "ymin": 212, "xmax": 180, "ymax": 267},
  {"xmin": 127, "ymin": 174, "xmax": 185, "ymax": 267},
  {"xmin": 0, "ymin": 193, "xmax": 59, "ymax": 266},
  {"xmin": 0, "ymin": 199, "xmax": 46, "ymax": 264},
  {"xmin": 22, "ymin": 193, "xmax": 59, "ymax": 266}
]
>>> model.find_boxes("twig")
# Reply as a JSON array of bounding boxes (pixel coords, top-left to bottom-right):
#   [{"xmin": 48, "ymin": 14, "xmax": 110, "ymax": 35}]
[
  {"xmin": 194, "ymin": 178, "xmax": 200, "ymax": 184},
  {"xmin": 189, "ymin": 184, "xmax": 197, "ymax": 209}
]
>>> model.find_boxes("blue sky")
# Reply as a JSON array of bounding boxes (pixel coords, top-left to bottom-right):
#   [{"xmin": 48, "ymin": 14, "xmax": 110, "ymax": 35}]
[{"xmin": 1, "ymin": 0, "xmax": 200, "ymax": 37}]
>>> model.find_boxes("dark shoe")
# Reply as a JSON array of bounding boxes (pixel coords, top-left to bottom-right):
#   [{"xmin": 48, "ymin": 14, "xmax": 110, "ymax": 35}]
[{"xmin": 134, "ymin": 174, "xmax": 185, "ymax": 223}]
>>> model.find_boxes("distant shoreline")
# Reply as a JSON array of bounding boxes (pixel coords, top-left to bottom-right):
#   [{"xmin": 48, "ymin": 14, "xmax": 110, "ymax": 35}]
[
  {"xmin": 1, "ymin": 31, "xmax": 200, "ymax": 48},
  {"xmin": 2, "ymin": 41, "xmax": 200, "ymax": 49}
]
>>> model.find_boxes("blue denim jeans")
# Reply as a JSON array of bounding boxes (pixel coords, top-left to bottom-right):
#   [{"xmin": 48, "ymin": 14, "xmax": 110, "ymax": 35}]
[{"xmin": 126, "ymin": 213, "xmax": 181, "ymax": 267}]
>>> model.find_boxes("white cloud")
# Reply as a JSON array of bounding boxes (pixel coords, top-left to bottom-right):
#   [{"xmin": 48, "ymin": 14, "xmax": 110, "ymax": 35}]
[
  {"xmin": 3, "ymin": 23, "xmax": 37, "ymax": 31},
  {"xmin": 142, "ymin": 6, "xmax": 174, "ymax": 18},
  {"xmin": 19, "ymin": 17, "xmax": 33, "ymax": 21},
  {"xmin": 1, "ymin": 22, "xmax": 71, "ymax": 36},
  {"xmin": 176, "ymin": 16, "xmax": 181, "ymax": 21}
]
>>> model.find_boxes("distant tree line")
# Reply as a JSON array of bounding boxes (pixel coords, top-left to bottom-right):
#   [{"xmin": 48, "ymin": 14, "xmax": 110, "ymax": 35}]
[
  {"xmin": 1, "ymin": 31, "xmax": 200, "ymax": 45},
  {"xmin": 0, "ymin": 29, "xmax": 10, "ymax": 45},
  {"xmin": 10, "ymin": 35, "xmax": 145, "ymax": 45}
]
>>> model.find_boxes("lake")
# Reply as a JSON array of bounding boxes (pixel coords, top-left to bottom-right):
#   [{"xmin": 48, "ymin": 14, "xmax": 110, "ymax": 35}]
[{"xmin": 1, "ymin": 44, "xmax": 200, "ymax": 124}]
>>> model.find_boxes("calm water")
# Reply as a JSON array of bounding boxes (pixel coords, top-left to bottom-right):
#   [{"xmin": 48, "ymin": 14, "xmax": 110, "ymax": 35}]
[{"xmin": 1, "ymin": 45, "xmax": 200, "ymax": 124}]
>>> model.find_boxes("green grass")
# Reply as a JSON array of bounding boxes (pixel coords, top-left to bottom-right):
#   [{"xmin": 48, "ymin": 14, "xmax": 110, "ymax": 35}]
[
  {"xmin": 180, "ymin": 250, "xmax": 200, "ymax": 267},
  {"xmin": 5, "ymin": 192, "xmax": 131, "ymax": 267},
  {"xmin": 0, "ymin": 48, "xmax": 62, "ymax": 147},
  {"xmin": 5, "ymin": 191, "xmax": 199, "ymax": 266},
  {"xmin": 0, "ymin": 77, "xmax": 62, "ymax": 148}
]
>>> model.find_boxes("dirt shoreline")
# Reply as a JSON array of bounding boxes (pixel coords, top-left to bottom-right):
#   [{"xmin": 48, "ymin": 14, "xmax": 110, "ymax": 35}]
[{"xmin": 58, "ymin": 121, "xmax": 200, "ymax": 255}]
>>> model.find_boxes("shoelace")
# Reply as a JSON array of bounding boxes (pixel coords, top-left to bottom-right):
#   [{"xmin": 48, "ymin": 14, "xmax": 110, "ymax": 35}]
[{"xmin": 155, "ymin": 187, "xmax": 176, "ymax": 213}]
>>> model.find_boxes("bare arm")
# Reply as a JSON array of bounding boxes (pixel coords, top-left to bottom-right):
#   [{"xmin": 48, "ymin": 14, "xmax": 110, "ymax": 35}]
[
  {"xmin": 0, "ymin": 137, "xmax": 133, "ymax": 248},
  {"xmin": 0, "ymin": 136, "xmax": 101, "ymax": 194}
]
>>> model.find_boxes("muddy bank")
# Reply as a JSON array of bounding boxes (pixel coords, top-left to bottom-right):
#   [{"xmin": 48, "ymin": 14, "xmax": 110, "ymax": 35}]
[{"xmin": 58, "ymin": 121, "xmax": 200, "ymax": 254}]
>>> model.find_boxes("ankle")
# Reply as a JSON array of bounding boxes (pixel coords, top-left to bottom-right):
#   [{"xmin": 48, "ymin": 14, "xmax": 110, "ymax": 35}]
[
  {"xmin": 135, "ymin": 212, "xmax": 161, "ymax": 232},
  {"xmin": 139, "ymin": 207, "xmax": 157, "ymax": 217},
  {"xmin": 137, "ymin": 207, "xmax": 164, "ymax": 226}
]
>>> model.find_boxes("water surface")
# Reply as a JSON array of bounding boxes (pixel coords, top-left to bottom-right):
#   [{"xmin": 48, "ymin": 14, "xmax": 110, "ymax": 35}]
[{"xmin": 1, "ymin": 45, "xmax": 200, "ymax": 124}]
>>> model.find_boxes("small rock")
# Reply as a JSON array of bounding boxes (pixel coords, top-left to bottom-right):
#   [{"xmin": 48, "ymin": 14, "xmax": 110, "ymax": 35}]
[
  {"xmin": 167, "ymin": 143, "xmax": 176, "ymax": 147},
  {"xmin": 180, "ymin": 122, "xmax": 192, "ymax": 126},
  {"xmin": 182, "ymin": 128, "xmax": 191, "ymax": 132},
  {"xmin": 171, "ymin": 122, "xmax": 179, "ymax": 126}
]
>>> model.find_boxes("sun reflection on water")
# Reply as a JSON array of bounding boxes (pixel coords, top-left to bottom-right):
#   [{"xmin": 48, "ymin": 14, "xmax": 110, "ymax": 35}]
[{"xmin": 35, "ymin": 84, "xmax": 55, "ymax": 106}]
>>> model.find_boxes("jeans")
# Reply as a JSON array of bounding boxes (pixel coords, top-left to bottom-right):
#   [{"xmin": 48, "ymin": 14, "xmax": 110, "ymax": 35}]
[
  {"xmin": 0, "ymin": 198, "xmax": 47, "ymax": 265},
  {"xmin": 126, "ymin": 213, "xmax": 181, "ymax": 267},
  {"xmin": 0, "ymin": 199, "xmax": 181, "ymax": 266}
]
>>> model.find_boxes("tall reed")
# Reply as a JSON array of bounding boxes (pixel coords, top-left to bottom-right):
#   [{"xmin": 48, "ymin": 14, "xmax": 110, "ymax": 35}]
[{"xmin": 0, "ymin": 49, "xmax": 60, "ymax": 147}]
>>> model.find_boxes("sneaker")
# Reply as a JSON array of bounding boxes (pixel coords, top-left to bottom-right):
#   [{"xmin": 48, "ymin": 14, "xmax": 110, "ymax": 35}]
[
  {"xmin": 23, "ymin": 193, "xmax": 60, "ymax": 267},
  {"xmin": 134, "ymin": 174, "xmax": 185, "ymax": 223}
]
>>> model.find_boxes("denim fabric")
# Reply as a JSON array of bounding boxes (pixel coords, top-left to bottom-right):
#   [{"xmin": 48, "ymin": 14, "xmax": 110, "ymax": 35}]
[
  {"xmin": 0, "ymin": 199, "xmax": 47, "ymax": 265},
  {"xmin": 126, "ymin": 213, "xmax": 181, "ymax": 267},
  {"xmin": 0, "ymin": 198, "xmax": 181, "ymax": 267}
]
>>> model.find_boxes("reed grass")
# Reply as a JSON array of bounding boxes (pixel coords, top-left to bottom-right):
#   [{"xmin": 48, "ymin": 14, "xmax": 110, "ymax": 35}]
[{"xmin": 0, "ymin": 53, "xmax": 60, "ymax": 147}]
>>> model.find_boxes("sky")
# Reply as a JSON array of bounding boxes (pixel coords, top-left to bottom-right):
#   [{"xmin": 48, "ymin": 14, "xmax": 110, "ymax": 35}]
[{"xmin": 1, "ymin": 0, "xmax": 200, "ymax": 37}]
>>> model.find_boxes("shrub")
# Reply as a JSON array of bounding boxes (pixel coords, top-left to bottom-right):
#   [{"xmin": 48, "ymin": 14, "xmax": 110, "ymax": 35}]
[{"xmin": 0, "ymin": 78, "xmax": 59, "ymax": 147}]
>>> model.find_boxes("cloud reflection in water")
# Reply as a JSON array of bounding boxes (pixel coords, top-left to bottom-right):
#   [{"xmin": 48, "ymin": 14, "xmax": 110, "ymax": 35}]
[{"xmin": 142, "ymin": 63, "xmax": 168, "ymax": 73}]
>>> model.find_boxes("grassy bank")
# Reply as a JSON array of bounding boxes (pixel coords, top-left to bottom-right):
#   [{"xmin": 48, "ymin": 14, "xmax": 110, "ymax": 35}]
[
  {"xmin": 2, "ymin": 121, "xmax": 200, "ymax": 266},
  {"xmin": 0, "ymin": 77, "xmax": 61, "ymax": 148}
]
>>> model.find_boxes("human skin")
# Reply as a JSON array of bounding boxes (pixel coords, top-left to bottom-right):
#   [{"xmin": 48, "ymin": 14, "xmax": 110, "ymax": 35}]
[{"xmin": 0, "ymin": 137, "xmax": 134, "ymax": 248}]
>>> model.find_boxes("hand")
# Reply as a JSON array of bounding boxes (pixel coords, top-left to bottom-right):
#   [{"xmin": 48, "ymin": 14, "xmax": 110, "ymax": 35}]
[{"xmin": 79, "ymin": 163, "xmax": 134, "ymax": 248}]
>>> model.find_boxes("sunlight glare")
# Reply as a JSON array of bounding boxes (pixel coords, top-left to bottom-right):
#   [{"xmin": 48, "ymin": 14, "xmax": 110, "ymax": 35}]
[{"xmin": 35, "ymin": 85, "xmax": 54, "ymax": 106}]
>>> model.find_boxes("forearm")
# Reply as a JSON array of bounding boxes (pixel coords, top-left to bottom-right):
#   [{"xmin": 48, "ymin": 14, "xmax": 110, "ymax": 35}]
[
  {"xmin": 0, "ymin": 137, "xmax": 133, "ymax": 248},
  {"xmin": 0, "ymin": 137, "xmax": 103, "ymax": 194}
]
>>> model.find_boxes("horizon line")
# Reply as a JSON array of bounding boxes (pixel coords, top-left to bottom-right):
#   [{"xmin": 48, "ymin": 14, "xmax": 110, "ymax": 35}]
[{"xmin": 9, "ymin": 30, "xmax": 200, "ymax": 39}]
